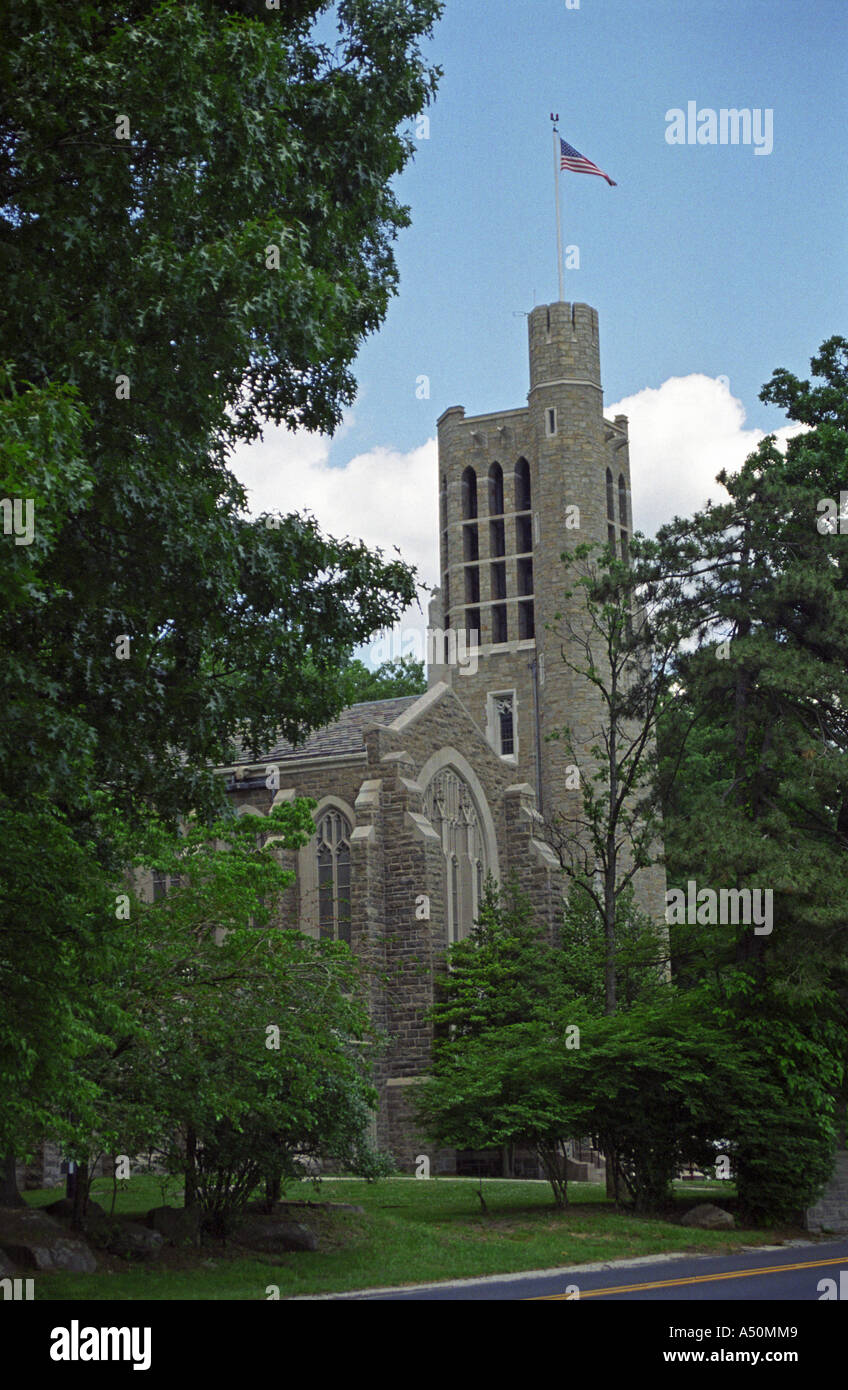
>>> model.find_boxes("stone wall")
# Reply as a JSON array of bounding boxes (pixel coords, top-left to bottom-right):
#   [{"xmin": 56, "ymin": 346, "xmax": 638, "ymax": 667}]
[{"xmin": 806, "ymin": 1150, "xmax": 848, "ymax": 1234}]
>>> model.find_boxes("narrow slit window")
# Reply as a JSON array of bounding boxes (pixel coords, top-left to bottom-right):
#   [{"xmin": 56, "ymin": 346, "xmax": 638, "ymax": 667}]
[
  {"xmin": 461, "ymin": 466, "xmax": 478, "ymax": 520},
  {"xmin": 488, "ymin": 462, "xmax": 504, "ymax": 516},
  {"xmin": 515, "ymin": 458, "xmax": 532, "ymax": 511}
]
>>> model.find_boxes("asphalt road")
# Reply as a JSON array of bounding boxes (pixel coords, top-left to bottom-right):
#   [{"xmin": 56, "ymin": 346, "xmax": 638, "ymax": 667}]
[{"xmin": 333, "ymin": 1237, "xmax": 848, "ymax": 1301}]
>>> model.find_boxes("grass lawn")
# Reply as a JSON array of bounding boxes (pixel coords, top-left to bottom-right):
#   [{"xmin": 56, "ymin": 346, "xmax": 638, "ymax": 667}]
[{"xmin": 23, "ymin": 1174, "xmax": 804, "ymax": 1301}]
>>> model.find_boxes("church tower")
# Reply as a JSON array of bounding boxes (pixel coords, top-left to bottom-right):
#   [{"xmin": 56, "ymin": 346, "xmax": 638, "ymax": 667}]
[{"xmin": 431, "ymin": 301, "xmax": 664, "ymax": 921}]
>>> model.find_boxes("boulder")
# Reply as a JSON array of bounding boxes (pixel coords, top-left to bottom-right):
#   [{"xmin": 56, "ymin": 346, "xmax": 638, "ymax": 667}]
[
  {"xmin": 680, "ymin": 1203, "xmax": 735, "ymax": 1230},
  {"xmin": 84, "ymin": 1214, "xmax": 163, "ymax": 1261},
  {"xmin": 0, "ymin": 1206, "xmax": 97, "ymax": 1274},
  {"xmin": 45, "ymin": 1197, "xmax": 105, "ymax": 1222},
  {"xmin": 145, "ymin": 1205, "xmax": 201, "ymax": 1247},
  {"xmin": 234, "ymin": 1215, "xmax": 318, "ymax": 1253}
]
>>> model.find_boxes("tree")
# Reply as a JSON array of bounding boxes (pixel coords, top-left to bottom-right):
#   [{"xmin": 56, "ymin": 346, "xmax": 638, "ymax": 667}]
[
  {"xmin": 0, "ymin": 0, "xmax": 443, "ymax": 820},
  {"xmin": 341, "ymin": 654, "xmax": 427, "ymax": 703},
  {"xmin": 0, "ymin": 1, "xmax": 442, "ymax": 1187},
  {"xmin": 65, "ymin": 801, "xmax": 393, "ymax": 1229},
  {"xmin": 651, "ymin": 338, "xmax": 848, "ymax": 1195},
  {"xmin": 416, "ymin": 882, "xmax": 587, "ymax": 1207},
  {"xmin": 546, "ymin": 541, "xmax": 674, "ymax": 1014}
]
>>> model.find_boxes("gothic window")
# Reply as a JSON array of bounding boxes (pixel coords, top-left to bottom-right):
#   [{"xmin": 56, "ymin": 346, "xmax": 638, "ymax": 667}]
[
  {"xmin": 606, "ymin": 467, "xmax": 615, "ymax": 520},
  {"xmin": 424, "ymin": 768, "xmax": 487, "ymax": 944},
  {"xmin": 488, "ymin": 462, "xmax": 504, "ymax": 516},
  {"xmin": 315, "ymin": 809, "xmax": 351, "ymax": 944},
  {"xmin": 488, "ymin": 692, "xmax": 516, "ymax": 757},
  {"xmin": 618, "ymin": 473, "xmax": 628, "ymax": 529},
  {"xmin": 515, "ymin": 457, "xmax": 532, "ymax": 512},
  {"xmin": 461, "ymin": 466, "xmax": 478, "ymax": 520}
]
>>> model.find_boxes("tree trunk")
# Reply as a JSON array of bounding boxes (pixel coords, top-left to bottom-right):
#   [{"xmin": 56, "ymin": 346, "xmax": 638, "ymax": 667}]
[
  {"xmin": 71, "ymin": 1159, "xmax": 89, "ymax": 1229},
  {"xmin": 184, "ymin": 1126, "xmax": 198, "ymax": 1209},
  {"xmin": 0, "ymin": 1148, "xmax": 24, "ymax": 1207}
]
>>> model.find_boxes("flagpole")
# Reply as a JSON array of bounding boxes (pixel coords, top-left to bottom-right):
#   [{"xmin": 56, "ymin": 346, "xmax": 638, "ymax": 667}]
[{"xmin": 551, "ymin": 119, "xmax": 565, "ymax": 303}]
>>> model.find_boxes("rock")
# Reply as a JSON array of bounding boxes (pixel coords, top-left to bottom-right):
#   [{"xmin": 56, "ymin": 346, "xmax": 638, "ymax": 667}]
[
  {"xmin": 112, "ymin": 1223, "xmax": 164, "ymax": 1261},
  {"xmin": 0, "ymin": 1250, "xmax": 18, "ymax": 1277},
  {"xmin": 277, "ymin": 1200, "xmax": 364, "ymax": 1216},
  {"xmin": 145, "ymin": 1205, "xmax": 200, "ymax": 1246},
  {"xmin": 45, "ymin": 1197, "xmax": 105, "ymax": 1222},
  {"xmin": 234, "ymin": 1215, "xmax": 318, "ymax": 1253},
  {"xmin": 84, "ymin": 1214, "xmax": 164, "ymax": 1260},
  {"xmin": 680, "ymin": 1203, "xmax": 735, "ymax": 1230},
  {"xmin": 0, "ymin": 1206, "xmax": 97, "ymax": 1274}
]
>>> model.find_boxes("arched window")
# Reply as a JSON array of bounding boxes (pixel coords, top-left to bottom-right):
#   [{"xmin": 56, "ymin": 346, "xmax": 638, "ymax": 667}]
[
  {"xmin": 618, "ymin": 474, "xmax": 628, "ymax": 529},
  {"xmin": 424, "ymin": 768, "xmax": 487, "ymax": 944},
  {"xmin": 315, "ymin": 809, "xmax": 351, "ymax": 944},
  {"xmin": 461, "ymin": 466, "xmax": 478, "ymax": 520},
  {"xmin": 606, "ymin": 468, "xmax": 615, "ymax": 520},
  {"xmin": 515, "ymin": 458, "xmax": 532, "ymax": 512},
  {"xmin": 488, "ymin": 462, "xmax": 504, "ymax": 516}
]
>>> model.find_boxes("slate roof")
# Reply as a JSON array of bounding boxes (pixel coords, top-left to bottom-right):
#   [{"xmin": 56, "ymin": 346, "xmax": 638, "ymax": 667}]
[{"xmin": 232, "ymin": 694, "xmax": 421, "ymax": 767}]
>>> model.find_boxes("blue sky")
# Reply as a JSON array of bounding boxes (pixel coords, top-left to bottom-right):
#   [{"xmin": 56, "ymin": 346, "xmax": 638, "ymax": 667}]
[{"xmin": 231, "ymin": 0, "xmax": 848, "ymax": 658}]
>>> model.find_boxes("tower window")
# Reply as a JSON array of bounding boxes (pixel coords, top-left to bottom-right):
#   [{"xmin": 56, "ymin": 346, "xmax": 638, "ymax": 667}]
[
  {"xmin": 608, "ymin": 523, "xmax": 616, "ymax": 552},
  {"xmin": 515, "ymin": 458, "xmax": 532, "ymax": 511},
  {"xmin": 518, "ymin": 600, "xmax": 535, "ymax": 640},
  {"xmin": 517, "ymin": 556, "xmax": 534, "ymax": 597},
  {"xmin": 488, "ymin": 462, "xmax": 504, "ymax": 516},
  {"xmin": 621, "ymin": 531, "xmax": 630, "ymax": 565},
  {"xmin": 464, "ymin": 565, "xmax": 480, "ymax": 605},
  {"xmin": 490, "ymin": 560, "xmax": 506, "ymax": 600},
  {"xmin": 463, "ymin": 522, "xmax": 479, "ymax": 561},
  {"xmin": 461, "ymin": 466, "xmax": 478, "ymax": 520},
  {"xmin": 492, "ymin": 604, "xmax": 508, "ymax": 644},
  {"xmin": 606, "ymin": 467, "xmax": 615, "ymax": 520},
  {"xmin": 440, "ymin": 474, "xmax": 447, "ymax": 532},
  {"xmin": 316, "ymin": 810, "xmax": 352, "ymax": 945},
  {"xmin": 546, "ymin": 407, "xmax": 557, "ymax": 437},
  {"xmin": 465, "ymin": 607, "xmax": 480, "ymax": 646},
  {"xmin": 516, "ymin": 514, "xmax": 532, "ymax": 554},
  {"xmin": 490, "ymin": 518, "xmax": 505, "ymax": 558},
  {"xmin": 618, "ymin": 473, "xmax": 628, "ymax": 529}
]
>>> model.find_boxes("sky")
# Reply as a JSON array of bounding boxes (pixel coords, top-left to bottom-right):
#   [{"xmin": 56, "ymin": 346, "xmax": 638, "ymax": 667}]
[{"xmin": 230, "ymin": 0, "xmax": 848, "ymax": 665}]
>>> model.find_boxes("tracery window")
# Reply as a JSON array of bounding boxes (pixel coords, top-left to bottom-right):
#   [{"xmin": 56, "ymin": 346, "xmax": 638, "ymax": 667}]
[
  {"xmin": 424, "ymin": 768, "xmax": 487, "ymax": 944},
  {"xmin": 315, "ymin": 809, "xmax": 351, "ymax": 944}
]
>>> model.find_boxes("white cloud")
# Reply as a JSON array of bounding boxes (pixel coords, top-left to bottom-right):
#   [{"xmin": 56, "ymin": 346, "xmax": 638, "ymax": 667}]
[
  {"xmin": 607, "ymin": 374, "xmax": 806, "ymax": 537},
  {"xmin": 228, "ymin": 424, "xmax": 439, "ymax": 663},
  {"xmin": 227, "ymin": 375, "xmax": 807, "ymax": 668}
]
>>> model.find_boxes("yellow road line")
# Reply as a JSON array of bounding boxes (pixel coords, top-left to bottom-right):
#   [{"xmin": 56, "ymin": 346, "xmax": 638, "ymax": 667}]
[{"xmin": 528, "ymin": 1253, "xmax": 848, "ymax": 1299}]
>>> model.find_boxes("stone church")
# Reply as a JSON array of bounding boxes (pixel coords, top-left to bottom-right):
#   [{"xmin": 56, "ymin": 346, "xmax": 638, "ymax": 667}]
[{"xmin": 221, "ymin": 301, "xmax": 667, "ymax": 1168}]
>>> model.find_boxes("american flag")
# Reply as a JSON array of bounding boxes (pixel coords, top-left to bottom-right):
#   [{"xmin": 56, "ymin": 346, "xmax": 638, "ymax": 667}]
[{"xmin": 559, "ymin": 137, "xmax": 616, "ymax": 186}]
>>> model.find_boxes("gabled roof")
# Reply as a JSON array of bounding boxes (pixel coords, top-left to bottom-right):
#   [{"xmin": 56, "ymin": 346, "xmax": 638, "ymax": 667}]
[{"xmin": 232, "ymin": 694, "xmax": 421, "ymax": 767}]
